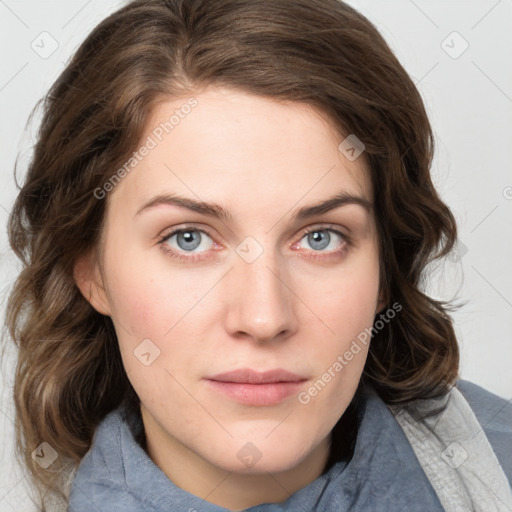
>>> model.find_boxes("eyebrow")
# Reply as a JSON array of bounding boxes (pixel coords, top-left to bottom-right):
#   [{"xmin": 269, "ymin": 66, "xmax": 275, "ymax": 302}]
[{"xmin": 135, "ymin": 191, "xmax": 373, "ymax": 221}]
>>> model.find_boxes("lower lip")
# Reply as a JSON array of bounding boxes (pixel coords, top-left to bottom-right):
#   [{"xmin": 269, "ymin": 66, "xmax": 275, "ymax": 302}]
[{"xmin": 205, "ymin": 380, "xmax": 306, "ymax": 406}]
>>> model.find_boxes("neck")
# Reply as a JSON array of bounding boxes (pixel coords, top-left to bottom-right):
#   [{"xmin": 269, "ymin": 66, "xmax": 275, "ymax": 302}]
[{"xmin": 140, "ymin": 407, "xmax": 331, "ymax": 510}]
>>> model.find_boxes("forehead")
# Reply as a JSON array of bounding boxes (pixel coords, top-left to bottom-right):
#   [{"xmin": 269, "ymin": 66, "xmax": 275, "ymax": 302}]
[{"xmin": 108, "ymin": 86, "xmax": 372, "ymax": 219}]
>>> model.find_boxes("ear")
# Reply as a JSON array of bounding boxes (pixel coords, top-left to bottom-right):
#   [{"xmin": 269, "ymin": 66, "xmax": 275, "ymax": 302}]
[{"xmin": 73, "ymin": 248, "xmax": 112, "ymax": 316}]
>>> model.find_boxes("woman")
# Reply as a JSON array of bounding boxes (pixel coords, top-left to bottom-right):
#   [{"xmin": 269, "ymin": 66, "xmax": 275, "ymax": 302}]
[{"xmin": 5, "ymin": 0, "xmax": 511, "ymax": 511}]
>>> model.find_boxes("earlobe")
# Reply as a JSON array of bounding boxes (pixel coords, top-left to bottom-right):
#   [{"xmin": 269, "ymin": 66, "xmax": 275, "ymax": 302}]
[{"xmin": 73, "ymin": 249, "xmax": 112, "ymax": 316}]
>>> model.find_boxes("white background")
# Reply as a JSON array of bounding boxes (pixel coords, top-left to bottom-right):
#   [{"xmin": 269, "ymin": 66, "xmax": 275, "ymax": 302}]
[{"xmin": 0, "ymin": 0, "xmax": 511, "ymax": 509}]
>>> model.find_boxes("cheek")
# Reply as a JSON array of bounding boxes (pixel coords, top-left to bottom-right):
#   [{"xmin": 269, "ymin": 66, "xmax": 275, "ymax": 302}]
[
  {"xmin": 294, "ymin": 247, "xmax": 379, "ymax": 406},
  {"xmin": 101, "ymin": 246, "xmax": 222, "ymax": 389},
  {"xmin": 103, "ymin": 241, "xmax": 213, "ymax": 337},
  {"xmin": 297, "ymin": 275, "xmax": 375, "ymax": 430},
  {"xmin": 105, "ymin": 263, "xmax": 201, "ymax": 412},
  {"xmin": 298, "ymin": 251, "xmax": 380, "ymax": 339}
]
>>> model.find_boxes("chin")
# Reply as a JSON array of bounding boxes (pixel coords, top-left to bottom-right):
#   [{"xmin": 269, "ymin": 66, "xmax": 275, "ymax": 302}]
[{"xmin": 204, "ymin": 435, "xmax": 319, "ymax": 475}]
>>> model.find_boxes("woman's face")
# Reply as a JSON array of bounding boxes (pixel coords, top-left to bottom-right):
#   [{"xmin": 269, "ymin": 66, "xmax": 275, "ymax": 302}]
[{"xmin": 79, "ymin": 86, "xmax": 383, "ymax": 482}]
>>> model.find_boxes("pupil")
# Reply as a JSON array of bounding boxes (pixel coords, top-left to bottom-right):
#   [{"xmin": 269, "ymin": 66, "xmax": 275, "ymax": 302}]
[
  {"xmin": 178, "ymin": 230, "xmax": 201, "ymax": 251},
  {"xmin": 308, "ymin": 230, "xmax": 330, "ymax": 250}
]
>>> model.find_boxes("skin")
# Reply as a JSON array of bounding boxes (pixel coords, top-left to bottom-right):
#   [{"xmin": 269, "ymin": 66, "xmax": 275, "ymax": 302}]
[{"xmin": 75, "ymin": 86, "xmax": 384, "ymax": 510}]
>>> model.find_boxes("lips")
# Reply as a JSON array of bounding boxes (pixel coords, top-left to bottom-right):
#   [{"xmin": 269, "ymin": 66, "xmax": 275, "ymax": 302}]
[
  {"xmin": 208, "ymin": 368, "xmax": 306, "ymax": 384},
  {"xmin": 204, "ymin": 368, "xmax": 308, "ymax": 406}
]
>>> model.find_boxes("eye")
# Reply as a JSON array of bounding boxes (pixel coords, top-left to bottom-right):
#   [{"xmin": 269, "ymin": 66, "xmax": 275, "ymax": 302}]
[
  {"xmin": 292, "ymin": 226, "xmax": 349, "ymax": 257},
  {"xmin": 158, "ymin": 227, "xmax": 216, "ymax": 260},
  {"xmin": 158, "ymin": 224, "xmax": 350, "ymax": 263}
]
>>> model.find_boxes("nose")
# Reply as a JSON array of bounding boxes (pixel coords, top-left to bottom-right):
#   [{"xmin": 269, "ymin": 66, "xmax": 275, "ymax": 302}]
[{"xmin": 224, "ymin": 249, "xmax": 298, "ymax": 344}]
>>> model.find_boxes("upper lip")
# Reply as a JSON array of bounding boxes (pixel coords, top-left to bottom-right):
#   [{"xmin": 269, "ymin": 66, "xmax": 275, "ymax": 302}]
[{"xmin": 207, "ymin": 368, "xmax": 307, "ymax": 384}]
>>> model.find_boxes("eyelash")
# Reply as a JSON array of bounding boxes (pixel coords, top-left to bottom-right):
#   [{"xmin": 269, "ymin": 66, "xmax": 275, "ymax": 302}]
[{"xmin": 157, "ymin": 224, "xmax": 353, "ymax": 263}]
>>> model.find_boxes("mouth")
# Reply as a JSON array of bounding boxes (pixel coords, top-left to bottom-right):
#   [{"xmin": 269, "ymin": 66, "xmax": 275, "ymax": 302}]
[{"xmin": 204, "ymin": 368, "xmax": 308, "ymax": 406}]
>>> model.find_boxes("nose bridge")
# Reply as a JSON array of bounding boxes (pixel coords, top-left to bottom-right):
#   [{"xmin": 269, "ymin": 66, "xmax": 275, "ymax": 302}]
[{"xmin": 225, "ymin": 241, "xmax": 297, "ymax": 342}]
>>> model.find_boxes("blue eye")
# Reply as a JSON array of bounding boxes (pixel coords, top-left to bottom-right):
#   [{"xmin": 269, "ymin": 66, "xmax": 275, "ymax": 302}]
[
  {"xmin": 161, "ymin": 228, "xmax": 214, "ymax": 253},
  {"xmin": 298, "ymin": 229, "xmax": 346, "ymax": 252},
  {"xmin": 174, "ymin": 230, "xmax": 201, "ymax": 251},
  {"xmin": 158, "ymin": 225, "xmax": 350, "ymax": 263}
]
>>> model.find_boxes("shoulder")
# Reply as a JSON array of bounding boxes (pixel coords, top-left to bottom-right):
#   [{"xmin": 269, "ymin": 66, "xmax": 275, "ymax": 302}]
[
  {"xmin": 455, "ymin": 379, "xmax": 512, "ymax": 431},
  {"xmin": 455, "ymin": 378, "xmax": 512, "ymax": 485}
]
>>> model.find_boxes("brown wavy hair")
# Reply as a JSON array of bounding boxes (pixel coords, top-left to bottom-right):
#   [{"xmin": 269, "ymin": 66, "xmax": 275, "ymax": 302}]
[{"xmin": 4, "ymin": 0, "xmax": 459, "ymax": 509}]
